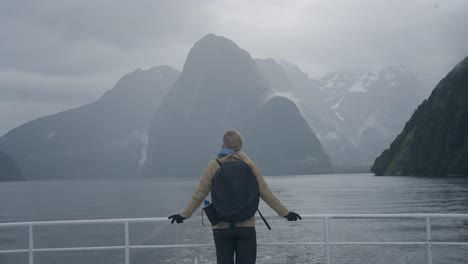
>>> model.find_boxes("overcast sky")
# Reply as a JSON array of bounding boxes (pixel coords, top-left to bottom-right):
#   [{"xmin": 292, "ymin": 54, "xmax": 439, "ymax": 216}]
[{"xmin": 1, "ymin": 0, "xmax": 467, "ymax": 136}]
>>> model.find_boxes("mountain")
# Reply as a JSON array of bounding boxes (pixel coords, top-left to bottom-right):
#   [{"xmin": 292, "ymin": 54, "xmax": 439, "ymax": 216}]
[
  {"xmin": 314, "ymin": 65, "xmax": 424, "ymax": 167},
  {"xmin": 257, "ymin": 58, "xmax": 425, "ymax": 168},
  {"xmin": 0, "ymin": 66, "xmax": 180, "ymax": 180},
  {"xmin": 0, "ymin": 151, "xmax": 23, "ymax": 181},
  {"xmin": 372, "ymin": 57, "xmax": 468, "ymax": 176},
  {"xmin": 243, "ymin": 96, "xmax": 332, "ymax": 175},
  {"xmin": 255, "ymin": 58, "xmax": 296, "ymax": 95},
  {"xmin": 143, "ymin": 34, "xmax": 332, "ymax": 177}
]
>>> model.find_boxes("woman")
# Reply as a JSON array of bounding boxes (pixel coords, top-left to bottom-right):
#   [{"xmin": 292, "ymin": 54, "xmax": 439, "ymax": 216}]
[{"xmin": 169, "ymin": 130, "xmax": 301, "ymax": 264}]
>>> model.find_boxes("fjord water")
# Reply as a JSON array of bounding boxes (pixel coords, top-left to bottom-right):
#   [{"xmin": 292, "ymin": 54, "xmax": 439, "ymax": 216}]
[{"xmin": 1, "ymin": 174, "xmax": 467, "ymax": 264}]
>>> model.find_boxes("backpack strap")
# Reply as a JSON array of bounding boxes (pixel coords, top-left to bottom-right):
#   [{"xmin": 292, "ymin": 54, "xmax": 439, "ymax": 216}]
[
  {"xmin": 257, "ymin": 209, "xmax": 272, "ymax": 230},
  {"xmin": 215, "ymin": 158, "xmax": 222, "ymax": 166}
]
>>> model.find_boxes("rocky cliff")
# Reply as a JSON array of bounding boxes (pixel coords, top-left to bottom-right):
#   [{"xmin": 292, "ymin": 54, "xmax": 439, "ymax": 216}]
[{"xmin": 372, "ymin": 57, "xmax": 468, "ymax": 176}]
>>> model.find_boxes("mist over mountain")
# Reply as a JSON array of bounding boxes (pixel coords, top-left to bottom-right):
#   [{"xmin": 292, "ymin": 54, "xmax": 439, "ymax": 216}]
[
  {"xmin": 372, "ymin": 57, "xmax": 468, "ymax": 177},
  {"xmin": 0, "ymin": 151, "xmax": 23, "ymax": 181},
  {"xmin": 0, "ymin": 66, "xmax": 180, "ymax": 180},
  {"xmin": 257, "ymin": 58, "xmax": 426, "ymax": 168},
  {"xmin": 243, "ymin": 96, "xmax": 331, "ymax": 175},
  {"xmin": 314, "ymin": 65, "xmax": 424, "ymax": 167},
  {"xmin": 143, "ymin": 34, "xmax": 332, "ymax": 177},
  {"xmin": 0, "ymin": 33, "xmax": 434, "ymax": 179}
]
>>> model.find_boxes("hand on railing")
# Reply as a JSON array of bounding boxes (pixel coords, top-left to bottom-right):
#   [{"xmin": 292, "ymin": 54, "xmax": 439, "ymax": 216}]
[
  {"xmin": 168, "ymin": 214, "xmax": 186, "ymax": 224},
  {"xmin": 284, "ymin": 211, "xmax": 302, "ymax": 221}
]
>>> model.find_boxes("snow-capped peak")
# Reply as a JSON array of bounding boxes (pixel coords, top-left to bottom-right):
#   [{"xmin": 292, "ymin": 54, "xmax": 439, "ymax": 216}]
[{"xmin": 349, "ymin": 71, "xmax": 379, "ymax": 92}]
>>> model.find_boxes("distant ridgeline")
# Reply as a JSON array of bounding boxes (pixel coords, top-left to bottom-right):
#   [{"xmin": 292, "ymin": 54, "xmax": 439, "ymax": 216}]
[
  {"xmin": 372, "ymin": 57, "xmax": 468, "ymax": 177},
  {"xmin": 0, "ymin": 151, "xmax": 23, "ymax": 181},
  {"xmin": 255, "ymin": 58, "xmax": 426, "ymax": 169},
  {"xmin": 0, "ymin": 66, "xmax": 180, "ymax": 180},
  {"xmin": 0, "ymin": 34, "xmax": 332, "ymax": 180}
]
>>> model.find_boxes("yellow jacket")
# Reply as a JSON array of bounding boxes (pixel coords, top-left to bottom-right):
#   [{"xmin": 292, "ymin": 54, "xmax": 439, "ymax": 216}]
[{"xmin": 180, "ymin": 151, "xmax": 289, "ymax": 229}]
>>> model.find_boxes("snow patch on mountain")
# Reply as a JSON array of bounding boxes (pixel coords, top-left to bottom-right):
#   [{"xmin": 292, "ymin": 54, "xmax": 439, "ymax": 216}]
[
  {"xmin": 331, "ymin": 96, "xmax": 344, "ymax": 110},
  {"xmin": 385, "ymin": 72, "xmax": 396, "ymax": 79},
  {"xmin": 322, "ymin": 131, "xmax": 340, "ymax": 140},
  {"xmin": 349, "ymin": 71, "xmax": 379, "ymax": 92},
  {"xmin": 349, "ymin": 82, "xmax": 367, "ymax": 92},
  {"xmin": 335, "ymin": 112, "xmax": 345, "ymax": 121},
  {"xmin": 322, "ymin": 81, "xmax": 335, "ymax": 89},
  {"xmin": 46, "ymin": 131, "xmax": 56, "ymax": 139}
]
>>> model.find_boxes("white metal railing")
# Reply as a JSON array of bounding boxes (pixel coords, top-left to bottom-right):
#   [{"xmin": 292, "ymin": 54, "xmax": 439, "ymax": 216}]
[{"xmin": 0, "ymin": 214, "xmax": 467, "ymax": 264}]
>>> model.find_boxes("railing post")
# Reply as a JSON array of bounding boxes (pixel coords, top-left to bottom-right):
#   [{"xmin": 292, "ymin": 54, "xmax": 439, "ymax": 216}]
[
  {"xmin": 29, "ymin": 224, "xmax": 34, "ymax": 264},
  {"xmin": 125, "ymin": 221, "xmax": 130, "ymax": 264},
  {"xmin": 324, "ymin": 217, "xmax": 331, "ymax": 264},
  {"xmin": 426, "ymin": 217, "xmax": 432, "ymax": 264}
]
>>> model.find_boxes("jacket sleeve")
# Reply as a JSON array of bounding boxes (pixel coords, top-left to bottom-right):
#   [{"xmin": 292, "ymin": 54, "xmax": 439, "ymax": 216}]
[
  {"xmin": 180, "ymin": 160, "xmax": 219, "ymax": 218},
  {"xmin": 251, "ymin": 163, "xmax": 289, "ymax": 217}
]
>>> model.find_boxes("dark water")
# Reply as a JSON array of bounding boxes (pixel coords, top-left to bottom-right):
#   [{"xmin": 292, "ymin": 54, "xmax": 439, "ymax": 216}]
[{"xmin": 1, "ymin": 174, "xmax": 467, "ymax": 264}]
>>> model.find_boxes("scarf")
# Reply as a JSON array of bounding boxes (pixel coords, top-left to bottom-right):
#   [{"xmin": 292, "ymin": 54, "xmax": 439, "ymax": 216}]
[{"xmin": 217, "ymin": 147, "xmax": 236, "ymax": 158}]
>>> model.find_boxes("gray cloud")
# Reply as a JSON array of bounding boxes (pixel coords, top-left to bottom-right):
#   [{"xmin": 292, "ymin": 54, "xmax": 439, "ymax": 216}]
[
  {"xmin": 0, "ymin": 100, "xmax": 74, "ymax": 136},
  {"xmin": 0, "ymin": 0, "xmax": 213, "ymax": 75},
  {"xmin": 0, "ymin": 70, "xmax": 114, "ymax": 103},
  {"xmin": 208, "ymin": 0, "xmax": 468, "ymax": 80},
  {"xmin": 1, "ymin": 0, "xmax": 468, "ymax": 135}
]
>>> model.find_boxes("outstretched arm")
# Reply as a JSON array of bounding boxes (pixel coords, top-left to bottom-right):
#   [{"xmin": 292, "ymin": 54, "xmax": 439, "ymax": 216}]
[
  {"xmin": 179, "ymin": 160, "xmax": 219, "ymax": 219},
  {"xmin": 250, "ymin": 163, "xmax": 289, "ymax": 217}
]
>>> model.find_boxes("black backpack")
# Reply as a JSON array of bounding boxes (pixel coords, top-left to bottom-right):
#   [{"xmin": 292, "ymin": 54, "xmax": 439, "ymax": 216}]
[{"xmin": 211, "ymin": 159, "xmax": 260, "ymax": 223}]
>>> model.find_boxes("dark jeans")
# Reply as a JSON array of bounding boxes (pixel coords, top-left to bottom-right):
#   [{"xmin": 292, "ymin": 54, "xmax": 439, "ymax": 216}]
[{"xmin": 213, "ymin": 227, "xmax": 257, "ymax": 264}]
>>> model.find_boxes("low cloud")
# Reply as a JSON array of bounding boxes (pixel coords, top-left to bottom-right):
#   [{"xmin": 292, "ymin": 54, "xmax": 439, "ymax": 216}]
[{"xmin": 1, "ymin": 0, "xmax": 467, "ymax": 133}]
